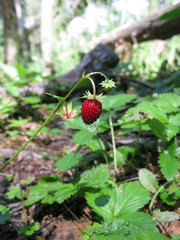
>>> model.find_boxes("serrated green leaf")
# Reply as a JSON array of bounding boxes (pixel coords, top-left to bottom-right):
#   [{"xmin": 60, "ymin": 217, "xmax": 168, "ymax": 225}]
[
  {"xmin": 55, "ymin": 153, "xmax": 82, "ymax": 171},
  {"xmin": 8, "ymin": 117, "xmax": 28, "ymax": 128},
  {"xmin": 169, "ymin": 112, "xmax": 180, "ymax": 126},
  {"xmin": 166, "ymin": 123, "xmax": 179, "ymax": 140},
  {"xmin": 41, "ymin": 195, "xmax": 55, "ymax": 204},
  {"xmin": 55, "ymin": 183, "xmax": 77, "ymax": 203},
  {"xmin": 24, "ymin": 181, "xmax": 63, "ymax": 206},
  {"xmin": 73, "ymin": 130, "xmax": 94, "ymax": 145},
  {"xmin": 160, "ymin": 189, "xmax": 177, "ymax": 206},
  {"xmin": 102, "ymin": 94, "xmax": 137, "ymax": 111},
  {"xmin": 85, "ymin": 138, "xmax": 104, "ymax": 152},
  {"xmin": 159, "ymin": 152, "xmax": 178, "ymax": 180},
  {"xmin": 0, "ymin": 205, "xmax": 12, "ymax": 224},
  {"xmin": 139, "ymin": 169, "xmax": 158, "ymax": 193},
  {"xmin": 121, "ymin": 212, "xmax": 157, "ymax": 230},
  {"xmin": 5, "ymin": 186, "xmax": 25, "ymax": 200},
  {"xmin": 147, "ymin": 118, "xmax": 168, "ymax": 142},
  {"xmin": 88, "ymin": 234, "xmax": 129, "ymax": 240},
  {"xmin": 86, "ymin": 181, "xmax": 151, "ymax": 219},
  {"xmin": 25, "ymin": 223, "xmax": 39, "ymax": 236},
  {"xmin": 167, "ymin": 138, "xmax": 178, "ymax": 156},
  {"xmin": 153, "ymin": 210, "xmax": 179, "ymax": 222},
  {"xmin": 134, "ymin": 229, "xmax": 169, "ymax": 240},
  {"xmin": 78, "ymin": 164, "xmax": 110, "ymax": 188}
]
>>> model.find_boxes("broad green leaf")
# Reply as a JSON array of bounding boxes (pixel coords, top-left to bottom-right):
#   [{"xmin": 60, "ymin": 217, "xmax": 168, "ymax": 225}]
[
  {"xmin": 153, "ymin": 210, "xmax": 179, "ymax": 222},
  {"xmin": 88, "ymin": 234, "xmax": 129, "ymax": 240},
  {"xmin": 5, "ymin": 186, "xmax": 25, "ymax": 200},
  {"xmin": 73, "ymin": 130, "xmax": 94, "ymax": 145},
  {"xmin": 55, "ymin": 153, "xmax": 82, "ymax": 171},
  {"xmin": 147, "ymin": 118, "xmax": 168, "ymax": 142},
  {"xmin": 159, "ymin": 152, "xmax": 178, "ymax": 180},
  {"xmin": 86, "ymin": 181, "xmax": 150, "ymax": 219},
  {"xmin": 78, "ymin": 164, "xmax": 110, "ymax": 188},
  {"xmin": 85, "ymin": 138, "xmax": 104, "ymax": 152},
  {"xmin": 169, "ymin": 112, "xmax": 180, "ymax": 126},
  {"xmin": 121, "ymin": 212, "xmax": 157, "ymax": 230},
  {"xmin": 133, "ymin": 229, "xmax": 169, "ymax": 240},
  {"xmin": 20, "ymin": 96, "xmax": 41, "ymax": 104},
  {"xmin": 4, "ymin": 83, "xmax": 19, "ymax": 97},
  {"xmin": 166, "ymin": 123, "xmax": 179, "ymax": 140},
  {"xmin": 55, "ymin": 183, "xmax": 77, "ymax": 203},
  {"xmin": 157, "ymin": 93, "xmax": 180, "ymax": 108},
  {"xmin": 65, "ymin": 117, "xmax": 88, "ymax": 131},
  {"xmin": 139, "ymin": 169, "xmax": 158, "ymax": 193},
  {"xmin": 24, "ymin": 181, "xmax": 63, "ymax": 206},
  {"xmin": 0, "ymin": 205, "xmax": 12, "ymax": 224},
  {"xmin": 49, "ymin": 128, "xmax": 64, "ymax": 135},
  {"xmin": 124, "ymin": 101, "xmax": 168, "ymax": 123},
  {"xmin": 167, "ymin": 138, "xmax": 178, "ymax": 156},
  {"xmin": 102, "ymin": 94, "xmax": 137, "ymax": 111}
]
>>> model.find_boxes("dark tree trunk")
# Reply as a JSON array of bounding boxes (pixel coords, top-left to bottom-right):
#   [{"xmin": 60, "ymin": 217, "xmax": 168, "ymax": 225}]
[{"xmin": 1, "ymin": 0, "xmax": 18, "ymax": 65}]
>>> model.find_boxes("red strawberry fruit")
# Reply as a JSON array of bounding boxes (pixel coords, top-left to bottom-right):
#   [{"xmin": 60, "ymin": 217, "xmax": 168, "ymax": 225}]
[{"xmin": 81, "ymin": 99, "xmax": 102, "ymax": 125}]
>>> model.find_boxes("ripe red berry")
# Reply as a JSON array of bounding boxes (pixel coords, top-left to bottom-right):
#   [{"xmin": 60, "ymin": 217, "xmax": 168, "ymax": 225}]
[{"xmin": 81, "ymin": 99, "xmax": 102, "ymax": 125}]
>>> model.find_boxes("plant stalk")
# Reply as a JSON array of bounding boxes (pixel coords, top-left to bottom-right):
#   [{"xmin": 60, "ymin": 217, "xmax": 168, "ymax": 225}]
[
  {"xmin": 0, "ymin": 76, "xmax": 87, "ymax": 172},
  {"xmin": 109, "ymin": 112, "xmax": 117, "ymax": 173}
]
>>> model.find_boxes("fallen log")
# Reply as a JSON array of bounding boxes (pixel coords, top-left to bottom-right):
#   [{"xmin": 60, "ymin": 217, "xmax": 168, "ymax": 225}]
[{"xmin": 100, "ymin": 3, "xmax": 180, "ymax": 48}]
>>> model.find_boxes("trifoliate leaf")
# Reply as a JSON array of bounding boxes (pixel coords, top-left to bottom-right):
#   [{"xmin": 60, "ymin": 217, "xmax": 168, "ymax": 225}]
[{"xmin": 85, "ymin": 181, "xmax": 151, "ymax": 219}]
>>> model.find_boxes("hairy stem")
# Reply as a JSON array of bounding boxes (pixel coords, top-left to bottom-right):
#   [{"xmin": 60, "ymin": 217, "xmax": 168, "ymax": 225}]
[
  {"xmin": 109, "ymin": 112, "xmax": 117, "ymax": 173},
  {"xmin": 0, "ymin": 75, "xmax": 87, "ymax": 172}
]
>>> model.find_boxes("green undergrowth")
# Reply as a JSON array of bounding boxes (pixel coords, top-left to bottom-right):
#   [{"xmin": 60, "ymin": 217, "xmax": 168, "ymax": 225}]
[{"xmin": 1, "ymin": 87, "xmax": 179, "ymax": 239}]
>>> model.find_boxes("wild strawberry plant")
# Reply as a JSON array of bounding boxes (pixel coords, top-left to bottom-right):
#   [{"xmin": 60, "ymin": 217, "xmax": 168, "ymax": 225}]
[{"xmin": 0, "ymin": 72, "xmax": 179, "ymax": 239}]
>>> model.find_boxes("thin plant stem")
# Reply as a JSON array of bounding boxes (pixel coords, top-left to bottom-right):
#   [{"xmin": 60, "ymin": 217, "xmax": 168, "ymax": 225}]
[
  {"xmin": 0, "ymin": 76, "xmax": 87, "ymax": 172},
  {"xmin": 109, "ymin": 111, "xmax": 117, "ymax": 173},
  {"xmin": 87, "ymin": 76, "xmax": 96, "ymax": 99},
  {"xmin": 96, "ymin": 137, "xmax": 110, "ymax": 170},
  {"xmin": 149, "ymin": 178, "xmax": 176, "ymax": 211},
  {"xmin": 121, "ymin": 123, "xmax": 142, "ymax": 179}
]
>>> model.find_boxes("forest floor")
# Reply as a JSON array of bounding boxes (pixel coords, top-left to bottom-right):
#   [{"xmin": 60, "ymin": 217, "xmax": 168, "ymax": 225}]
[{"xmin": 0, "ymin": 111, "xmax": 179, "ymax": 240}]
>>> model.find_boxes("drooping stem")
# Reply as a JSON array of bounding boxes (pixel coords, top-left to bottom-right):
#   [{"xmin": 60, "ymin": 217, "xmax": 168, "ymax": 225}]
[
  {"xmin": 109, "ymin": 111, "xmax": 117, "ymax": 173},
  {"xmin": 0, "ymin": 75, "xmax": 88, "ymax": 172},
  {"xmin": 87, "ymin": 76, "xmax": 96, "ymax": 99}
]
